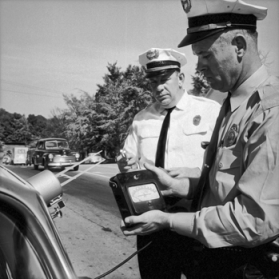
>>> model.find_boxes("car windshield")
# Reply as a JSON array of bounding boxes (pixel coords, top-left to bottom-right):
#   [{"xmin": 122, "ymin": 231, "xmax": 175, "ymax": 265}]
[{"xmin": 45, "ymin": 141, "xmax": 69, "ymax": 149}]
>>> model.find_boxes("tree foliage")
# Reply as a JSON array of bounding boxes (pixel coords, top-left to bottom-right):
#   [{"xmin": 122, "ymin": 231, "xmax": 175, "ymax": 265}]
[
  {"xmin": 61, "ymin": 63, "xmax": 153, "ymax": 157},
  {"xmin": 94, "ymin": 63, "xmax": 153, "ymax": 157},
  {"xmin": 0, "ymin": 62, "xmax": 154, "ymax": 158},
  {"xmin": 27, "ymin": 114, "xmax": 48, "ymax": 139},
  {"xmin": 189, "ymin": 69, "xmax": 211, "ymax": 97},
  {"xmin": 0, "ymin": 109, "xmax": 32, "ymax": 144}
]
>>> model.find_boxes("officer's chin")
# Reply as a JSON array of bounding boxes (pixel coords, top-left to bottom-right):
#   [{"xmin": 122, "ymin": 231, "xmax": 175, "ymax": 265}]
[{"xmin": 159, "ymin": 100, "xmax": 173, "ymax": 108}]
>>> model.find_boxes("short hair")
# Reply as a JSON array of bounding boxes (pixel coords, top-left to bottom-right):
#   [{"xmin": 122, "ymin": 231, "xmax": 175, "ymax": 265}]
[{"xmin": 217, "ymin": 28, "xmax": 258, "ymax": 51}]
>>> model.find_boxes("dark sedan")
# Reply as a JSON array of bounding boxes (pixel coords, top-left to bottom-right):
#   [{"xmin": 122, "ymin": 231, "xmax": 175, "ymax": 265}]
[{"xmin": 31, "ymin": 138, "xmax": 81, "ymax": 171}]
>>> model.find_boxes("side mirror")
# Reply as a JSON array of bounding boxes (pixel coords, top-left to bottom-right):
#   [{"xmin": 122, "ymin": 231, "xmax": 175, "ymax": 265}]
[{"xmin": 27, "ymin": 170, "xmax": 65, "ymax": 218}]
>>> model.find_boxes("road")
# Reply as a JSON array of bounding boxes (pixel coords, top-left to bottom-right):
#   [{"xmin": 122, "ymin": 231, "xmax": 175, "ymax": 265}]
[{"xmin": 5, "ymin": 163, "xmax": 141, "ymax": 279}]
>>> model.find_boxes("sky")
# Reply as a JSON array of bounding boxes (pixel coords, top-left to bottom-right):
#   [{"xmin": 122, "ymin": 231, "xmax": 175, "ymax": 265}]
[{"xmin": 1, "ymin": 0, "xmax": 279, "ymax": 118}]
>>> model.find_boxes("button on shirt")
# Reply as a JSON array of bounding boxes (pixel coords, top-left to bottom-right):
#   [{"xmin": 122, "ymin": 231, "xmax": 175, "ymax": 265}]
[
  {"xmin": 123, "ymin": 91, "xmax": 221, "ymax": 170},
  {"xmin": 189, "ymin": 66, "xmax": 279, "ymax": 248}
]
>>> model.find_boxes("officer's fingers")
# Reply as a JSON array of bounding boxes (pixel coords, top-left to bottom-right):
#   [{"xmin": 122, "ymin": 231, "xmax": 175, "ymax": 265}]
[
  {"xmin": 122, "ymin": 223, "xmax": 147, "ymax": 235},
  {"xmin": 115, "ymin": 154, "xmax": 123, "ymax": 162},
  {"xmin": 161, "ymin": 189, "xmax": 173, "ymax": 196},
  {"xmin": 124, "ymin": 215, "xmax": 143, "ymax": 226},
  {"xmin": 167, "ymin": 169, "xmax": 180, "ymax": 178},
  {"xmin": 120, "ymin": 220, "xmax": 126, "ymax": 228},
  {"xmin": 122, "ymin": 217, "xmax": 146, "ymax": 235},
  {"xmin": 127, "ymin": 158, "xmax": 137, "ymax": 165},
  {"xmin": 144, "ymin": 162, "xmax": 161, "ymax": 174},
  {"xmin": 125, "ymin": 152, "xmax": 135, "ymax": 160}
]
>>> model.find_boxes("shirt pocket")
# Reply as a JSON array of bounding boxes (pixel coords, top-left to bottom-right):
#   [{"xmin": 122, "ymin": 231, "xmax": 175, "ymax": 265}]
[
  {"xmin": 216, "ymin": 148, "xmax": 242, "ymax": 192},
  {"xmin": 183, "ymin": 122, "xmax": 209, "ymax": 136},
  {"xmin": 139, "ymin": 125, "xmax": 161, "ymax": 139}
]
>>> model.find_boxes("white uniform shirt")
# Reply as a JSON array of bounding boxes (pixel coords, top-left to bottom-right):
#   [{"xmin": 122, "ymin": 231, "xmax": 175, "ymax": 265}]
[{"xmin": 123, "ymin": 91, "xmax": 221, "ymax": 169}]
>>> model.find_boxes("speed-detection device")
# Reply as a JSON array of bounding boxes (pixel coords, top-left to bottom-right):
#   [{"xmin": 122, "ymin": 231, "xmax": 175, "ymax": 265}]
[{"xmin": 109, "ymin": 170, "xmax": 166, "ymax": 226}]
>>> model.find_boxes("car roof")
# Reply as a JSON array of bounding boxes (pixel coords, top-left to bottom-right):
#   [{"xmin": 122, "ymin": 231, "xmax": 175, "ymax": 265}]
[{"xmin": 38, "ymin": 138, "xmax": 67, "ymax": 142}]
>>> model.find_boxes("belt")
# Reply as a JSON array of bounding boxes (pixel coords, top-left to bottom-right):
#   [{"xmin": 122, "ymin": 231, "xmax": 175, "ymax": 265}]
[
  {"xmin": 193, "ymin": 244, "xmax": 247, "ymax": 253},
  {"xmin": 193, "ymin": 240, "xmax": 279, "ymax": 256},
  {"xmin": 192, "ymin": 241, "xmax": 261, "ymax": 253}
]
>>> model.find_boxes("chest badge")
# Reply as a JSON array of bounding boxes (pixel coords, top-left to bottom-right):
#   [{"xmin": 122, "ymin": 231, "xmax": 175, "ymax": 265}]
[
  {"xmin": 224, "ymin": 124, "xmax": 239, "ymax": 147},
  {"xmin": 193, "ymin": 115, "xmax": 201, "ymax": 126}
]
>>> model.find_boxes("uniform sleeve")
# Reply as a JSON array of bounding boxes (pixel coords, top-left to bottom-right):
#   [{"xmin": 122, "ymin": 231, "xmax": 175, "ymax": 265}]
[
  {"xmin": 191, "ymin": 105, "xmax": 279, "ymax": 248},
  {"xmin": 122, "ymin": 119, "xmax": 139, "ymax": 159}
]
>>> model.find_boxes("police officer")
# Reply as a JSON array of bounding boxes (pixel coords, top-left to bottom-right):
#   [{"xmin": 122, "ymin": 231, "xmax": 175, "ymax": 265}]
[
  {"xmin": 121, "ymin": 0, "xmax": 279, "ymax": 278},
  {"xmin": 117, "ymin": 48, "xmax": 220, "ymax": 177},
  {"xmin": 117, "ymin": 48, "xmax": 220, "ymax": 278}
]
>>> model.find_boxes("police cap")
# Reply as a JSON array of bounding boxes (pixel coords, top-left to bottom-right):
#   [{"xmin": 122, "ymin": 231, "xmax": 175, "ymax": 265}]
[
  {"xmin": 139, "ymin": 48, "xmax": 187, "ymax": 78},
  {"xmin": 178, "ymin": 0, "xmax": 267, "ymax": 47}
]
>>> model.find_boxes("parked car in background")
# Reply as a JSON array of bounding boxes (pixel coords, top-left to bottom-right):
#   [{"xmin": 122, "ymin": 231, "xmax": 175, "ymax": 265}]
[
  {"xmin": 84, "ymin": 153, "xmax": 115, "ymax": 164},
  {"xmin": 3, "ymin": 147, "xmax": 28, "ymax": 165},
  {"xmin": 31, "ymin": 138, "xmax": 81, "ymax": 171},
  {"xmin": 85, "ymin": 153, "xmax": 105, "ymax": 164},
  {"xmin": 26, "ymin": 146, "xmax": 36, "ymax": 166},
  {"xmin": 1, "ymin": 150, "xmax": 12, "ymax": 165}
]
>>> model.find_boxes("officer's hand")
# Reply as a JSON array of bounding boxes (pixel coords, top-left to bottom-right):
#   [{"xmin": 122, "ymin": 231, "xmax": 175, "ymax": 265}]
[
  {"xmin": 167, "ymin": 167, "xmax": 201, "ymax": 178},
  {"xmin": 116, "ymin": 152, "xmax": 139, "ymax": 172},
  {"xmin": 144, "ymin": 163, "xmax": 190, "ymax": 198},
  {"xmin": 121, "ymin": 210, "xmax": 171, "ymax": 236}
]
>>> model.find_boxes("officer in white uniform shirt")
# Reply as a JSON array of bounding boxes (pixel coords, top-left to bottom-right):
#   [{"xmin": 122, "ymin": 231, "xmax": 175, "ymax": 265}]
[{"xmin": 117, "ymin": 48, "xmax": 220, "ymax": 178}]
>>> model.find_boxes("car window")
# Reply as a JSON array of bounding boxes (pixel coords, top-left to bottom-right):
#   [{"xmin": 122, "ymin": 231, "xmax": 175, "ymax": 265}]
[
  {"xmin": 45, "ymin": 141, "xmax": 58, "ymax": 149},
  {"xmin": 0, "ymin": 247, "xmax": 12, "ymax": 279},
  {"xmin": 0, "ymin": 206, "xmax": 48, "ymax": 279},
  {"xmin": 57, "ymin": 141, "xmax": 69, "ymax": 149},
  {"xmin": 38, "ymin": 142, "xmax": 44, "ymax": 150},
  {"xmin": 45, "ymin": 141, "xmax": 69, "ymax": 149}
]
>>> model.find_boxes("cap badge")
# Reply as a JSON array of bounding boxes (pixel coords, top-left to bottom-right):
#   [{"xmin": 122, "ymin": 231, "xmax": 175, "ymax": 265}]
[
  {"xmin": 181, "ymin": 0, "xmax": 192, "ymax": 13},
  {"xmin": 146, "ymin": 49, "xmax": 159, "ymax": 60},
  {"xmin": 193, "ymin": 115, "xmax": 201, "ymax": 126}
]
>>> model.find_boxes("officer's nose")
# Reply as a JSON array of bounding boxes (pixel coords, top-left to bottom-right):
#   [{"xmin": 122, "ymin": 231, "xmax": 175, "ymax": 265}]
[
  {"xmin": 155, "ymin": 83, "xmax": 164, "ymax": 93},
  {"xmin": 196, "ymin": 57, "xmax": 207, "ymax": 74}
]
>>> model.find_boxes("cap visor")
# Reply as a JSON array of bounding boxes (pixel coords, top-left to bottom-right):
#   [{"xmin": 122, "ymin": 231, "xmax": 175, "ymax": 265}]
[
  {"xmin": 178, "ymin": 29, "xmax": 225, "ymax": 47},
  {"xmin": 145, "ymin": 69, "xmax": 177, "ymax": 78}
]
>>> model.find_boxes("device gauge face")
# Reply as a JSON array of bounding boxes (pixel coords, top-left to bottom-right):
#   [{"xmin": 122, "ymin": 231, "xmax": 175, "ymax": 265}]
[{"xmin": 128, "ymin": 183, "xmax": 160, "ymax": 203}]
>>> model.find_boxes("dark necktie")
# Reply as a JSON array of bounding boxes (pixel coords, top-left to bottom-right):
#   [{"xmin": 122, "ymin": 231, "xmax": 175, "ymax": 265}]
[
  {"xmin": 155, "ymin": 107, "xmax": 175, "ymax": 168},
  {"xmin": 190, "ymin": 95, "xmax": 231, "ymax": 211}
]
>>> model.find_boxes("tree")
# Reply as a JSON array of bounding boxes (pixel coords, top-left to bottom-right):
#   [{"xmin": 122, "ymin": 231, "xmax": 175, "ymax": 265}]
[
  {"xmin": 0, "ymin": 109, "xmax": 32, "ymax": 144},
  {"xmin": 27, "ymin": 114, "xmax": 48, "ymax": 140},
  {"xmin": 94, "ymin": 63, "xmax": 153, "ymax": 157},
  {"xmin": 43, "ymin": 108, "xmax": 68, "ymax": 139},
  {"xmin": 189, "ymin": 69, "xmax": 210, "ymax": 97},
  {"xmin": 63, "ymin": 92, "xmax": 97, "ymax": 153}
]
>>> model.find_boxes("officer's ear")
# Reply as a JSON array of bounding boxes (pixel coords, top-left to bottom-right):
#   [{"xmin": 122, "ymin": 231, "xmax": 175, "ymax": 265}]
[
  {"xmin": 233, "ymin": 34, "xmax": 247, "ymax": 60},
  {"xmin": 178, "ymin": 72, "xmax": 185, "ymax": 88}
]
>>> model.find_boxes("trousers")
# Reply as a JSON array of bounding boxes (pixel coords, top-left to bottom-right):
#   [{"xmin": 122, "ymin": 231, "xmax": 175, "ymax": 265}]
[{"xmin": 137, "ymin": 230, "xmax": 279, "ymax": 279}]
